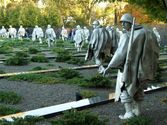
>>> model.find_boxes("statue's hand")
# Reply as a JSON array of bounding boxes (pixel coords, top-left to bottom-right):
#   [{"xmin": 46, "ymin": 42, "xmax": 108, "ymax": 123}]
[{"xmin": 103, "ymin": 67, "xmax": 110, "ymax": 77}]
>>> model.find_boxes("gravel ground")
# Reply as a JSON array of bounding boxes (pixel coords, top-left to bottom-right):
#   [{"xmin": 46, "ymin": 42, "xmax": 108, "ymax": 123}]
[
  {"xmin": 0, "ymin": 78, "xmax": 166, "ymax": 125},
  {"xmin": 0, "ymin": 53, "xmax": 166, "ymax": 125},
  {"xmin": 88, "ymin": 88, "xmax": 167, "ymax": 125},
  {"xmin": 0, "ymin": 60, "xmax": 81, "ymax": 73},
  {"xmin": 0, "ymin": 75, "xmax": 112, "ymax": 111}
]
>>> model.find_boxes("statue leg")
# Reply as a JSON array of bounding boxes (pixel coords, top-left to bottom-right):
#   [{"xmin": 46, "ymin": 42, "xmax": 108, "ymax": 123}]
[
  {"xmin": 95, "ymin": 58, "xmax": 104, "ymax": 73},
  {"xmin": 133, "ymin": 87, "xmax": 144, "ymax": 116},
  {"xmin": 132, "ymin": 101, "xmax": 141, "ymax": 116},
  {"xmin": 47, "ymin": 39, "xmax": 51, "ymax": 47},
  {"xmin": 119, "ymin": 90, "xmax": 135, "ymax": 119},
  {"xmin": 39, "ymin": 38, "xmax": 42, "ymax": 44}
]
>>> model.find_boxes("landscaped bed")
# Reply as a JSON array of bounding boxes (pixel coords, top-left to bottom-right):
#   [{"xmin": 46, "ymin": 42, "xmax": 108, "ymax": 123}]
[{"xmin": 0, "ymin": 38, "xmax": 167, "ymax": 125}]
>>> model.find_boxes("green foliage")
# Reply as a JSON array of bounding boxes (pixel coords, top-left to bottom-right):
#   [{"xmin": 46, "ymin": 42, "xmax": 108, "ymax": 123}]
[
  {"xmin": 0, "ymin": 91, "xmax": 21, "ymax": 104},
  {"xmin": 55, "ymin": 40, "xmax": 65, "ymax": 47},
  {"xmin": 122, "ymin": 116, "xmax": 152, "ymax": 125},
  {"xmin": 52, "ymin": 109, "xmax": 108, "ymax": 125},
  {"xmin": 31, "ymin": 66, "xmax": 47, "ymax": 71},
  {"xmin": 8, "ymin": 74, "xmax": 61, "ymax": 84},
  {"xmin": 15, "ymin": 51, "xmax": 29, "ymax": 58},
  {"xmin": 128, "ymin": 0, "xmax": 167, "ymax": 22},
  {"xmin": 160, "ymin": 97, "xmax": 167, "ymax": 104},
  {"xmin": 0, "ymin": 46, "xmax": 13, "ymax": 54},
  {"xmin": 1, "ymin": 39, "xmax": 31, "ymax": 48},
  {"xmin": 46, "ymin": 63, "xmax": 55, "ymax": 67},
  {"xmin": 0, "ymin": 70, "xmax": 5, "ymax": 74},
  {"xmin": 0, "ymin": 105, "xmax": 21, "ymax": 116},
  {"xmin": 82, "ymin": 43, "xmax": 89, "ymax": 49},
  {"xmin": 55, "ymin": 48, "xmax": 72, "ymax": 62},
  {"xmin": 57, "ymin": 69, "xmax": 81, "ymax": 79},
  {"xmin": 54, "ymin": 46, "xmax": 85, "ymax": 65},
  {"xmin": 159, "ymin": 58, "xmax": 167, "ymax": 67},
  {"xmin": 80, "ymin": 90, "xmax": 97, "ymax": 98},
  {"xmin": 5, "ymin": 56, "xmax": 29, "ymax": 66},
  {"xmin": 0, "ymin": 116, "xmax": 43, "ymax": 125},
  {"xmin": 31, "ymin": 55, "xmax": 48, "ymax": 63},
  {"xmin": 82, "ymin": 74, "xmax": 113, "ymax": 88},
  {"xmin": 67, "ymin": 57, "xmax": 85, "ymax": 65},
  {"xmin": 28, "ymin": 47, "xmax": 39, "ymax": 54},
  {"xmin": 0, "ymin": 0, "xmax": 166, "ymax": 27}
]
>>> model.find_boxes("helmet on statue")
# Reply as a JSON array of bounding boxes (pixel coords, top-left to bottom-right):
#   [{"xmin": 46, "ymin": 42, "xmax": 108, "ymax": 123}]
[
  {"xmin": 120, "ymin": 13, "xmax": 133, "ymax": 24},
  {"xmin": 92, "ymin": 20, "xmax": 100, "ymax": 26}
]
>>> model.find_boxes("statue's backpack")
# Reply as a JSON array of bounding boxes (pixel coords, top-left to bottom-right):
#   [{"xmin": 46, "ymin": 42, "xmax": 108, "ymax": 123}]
[{"xmin": 139, "ymin": 29, "xmax": 160, "ymax": 82}]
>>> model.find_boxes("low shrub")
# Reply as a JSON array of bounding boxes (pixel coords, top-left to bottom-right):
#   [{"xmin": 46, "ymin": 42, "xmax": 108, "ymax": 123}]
[
  {"xmin": 0, "ymin": 116, "xmax": 43, "ymax": 125},
  {"xmin": 8, "ymin": 74, "xmax": 61, "ymax": 84},
  {"xmin": 0, "ymin": 70, "xmax": 5, "ymax": 74},
  {"xmin": 122, "ymin": 116, "xmax": 152, "ymax": 125},
  {"xmin": 5, "ymin": 56, "xmax": 29, "ymax": 66},
  {"xmin": 160, "ymin": 97, "xmax": 167, "ymax": 104},
  {"xmin": 55, "ymin": 48, "xmax": 72, "ymax": 62},
  {"xmin": 47, "ymin": 63, "xmax": 55, "ymax": 67},
  {"xmin": 15, "ymin": 51, "xmax": 29, "ymax": 58},
  {"xmin": 79, "ymin": 90, "xmax": 97, "ymax": 98},
  {"xmin": 28, "ymin": 47, "xmax": 39, "ymax": 54},
  {"xmin": 31, "ymin": 66, "xmax": 47, "ymax": 71},
  {"xmin": 31, "ymin": 55, "xmax": 48, "ymax": 63},
  {"xmin": 5, "ymin": 51, "xmax": 29, "ymax": 66},
  {"xmin": 67, "ymin": 57, "xmax": 85, "ymax": 65},
  {"xmin": 82, "ymin": 42, "xmax": 89, "ymax": 49},
  {"xmin": 81, "ymin": 74, "xmax": 113, "ymax": 88},
  {"xmin": 0, "ymin": 105, "xmax": 21, "ymax": 116},
  {"xmin": 0, "ymin": 91, "xmax": 21, "ymax": 104},
  {"xmin": 52, "ymin": 109, "xmax": 108, "ymax": 125},
  {"xmin": 57, "ymin": 68, "xmax": 81, "ymax": 79},
  {"xmin": 0, "ymin": 46, "xmax": 13, "ymax": 54},
  {"xmin": 56, "ymin": 40, "xmax": 65, "ymax": 47}
]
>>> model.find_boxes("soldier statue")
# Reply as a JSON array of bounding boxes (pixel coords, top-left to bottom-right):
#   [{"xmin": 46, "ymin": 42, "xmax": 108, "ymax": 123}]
[
  {"xmin": 86, "ymin": 20, "xmax": 112, "ymax": 73},
  {"xmin": 103, "ymin": 13, "xmax": 159, "ymax": 119},
  {"xmin": 45, "ymin": 24, "xmax": 56, "ymax": 47}
]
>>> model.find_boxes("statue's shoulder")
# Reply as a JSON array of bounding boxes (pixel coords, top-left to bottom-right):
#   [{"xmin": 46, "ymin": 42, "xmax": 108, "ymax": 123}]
[{"xmin": 92, "ymin": 28, "xmax": 99, "ymax": 34}]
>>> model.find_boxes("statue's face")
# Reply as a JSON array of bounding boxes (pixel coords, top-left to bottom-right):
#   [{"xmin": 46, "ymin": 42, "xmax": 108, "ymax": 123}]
[
  {"xmin": 121, "ymin": 21, "xmax": 131, "ymax": 31},
  {"xmin": 92, "ymin": 24, "xmax": 98, "ymax": 29}
]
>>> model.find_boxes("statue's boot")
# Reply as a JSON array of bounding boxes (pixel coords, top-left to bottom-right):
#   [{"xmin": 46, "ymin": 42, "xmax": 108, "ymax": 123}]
[
  {"xmin": 133, "ymin": 101, "xmax": 141, "ymax": 116},
  {"xmin": 119, "ymin": 102, "xmax": 135, "ymax": 119},
  {"xmin": 98, "ymin": 65, "xmax": 105, "ymax": 74}
]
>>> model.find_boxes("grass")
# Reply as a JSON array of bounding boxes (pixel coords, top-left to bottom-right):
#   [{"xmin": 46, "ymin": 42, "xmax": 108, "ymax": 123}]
[
  {"xmin": 0, "ymin": 116, "xmax": 43, "ymax": 125},
  {"xmin": 56, "ymin": 68, "xmax": 82, "ymax": 79},
  {"xmin": 5, "ymin": 51, "xmax": 29, "ymax": 66},
  {"xmin": 31, "ymin": 54, "xmax": 49, "ymax": 63},
  {"xmin": 79, "ymin": 90, "xmax": 97, "ymax": 98},
  {"xmin": 121, "ymin": 116, "xmax": 152, "ymax": 125},
  {"xmin": 81, "ymin": 74, "xmax": 114, "ymax": 88},
  {"xmin": 0, "ymin": 70, "xmax": 5, "ymax": 74},
  {"xmin": 15, "ymin": 51, "xmax": 29, "ymax": 58},
  {"xmin": 5, "ymin": 56, "xmax": 29, "ymax": 66},
  {"xmin": 52, "ymin": 109, "xmax": 108, "ymax": 125},
  {"xmin": 160, "ymin": 97, "xmax": 167, "ymax": 104},
  {"xmin": 0, "ymin": 91, "xmax": 22, "ymax": 104},
  {"xmin": 0, "ymin": 105, "xmax": 21, "ymax": 116},
  {"xmin": 28, "ymin": 47, "xmax": 39, "ymax": 54},
  {"xmin": 8, "ymin": 69, "xmax": 115, "ymax": 89},
  {"xmin": 0, "ymin": 46, "xmax": 13, "ymax": 54},
  {"xmin": 8, "ymin": 74, "xmax": 61, "ymax": 84},
  {"xmin": 67, "ymin": 57, "xmax": 85, "ymax": 65},
  {"xmin": 30, "ymin": 66, "xmax": 47, "ymax": 71}
]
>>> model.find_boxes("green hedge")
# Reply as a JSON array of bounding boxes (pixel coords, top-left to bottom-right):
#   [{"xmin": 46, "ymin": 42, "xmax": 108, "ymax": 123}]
[{"xmin": 52, "ymin": 109, "xmax": 108, "ymax": 125}]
